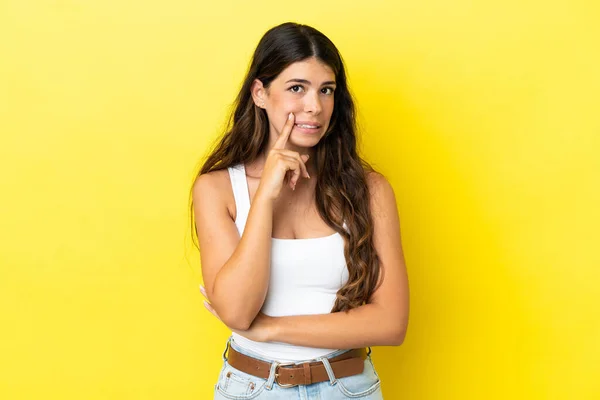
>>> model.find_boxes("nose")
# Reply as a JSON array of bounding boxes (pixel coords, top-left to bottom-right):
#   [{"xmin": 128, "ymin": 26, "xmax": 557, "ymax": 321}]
[{"xmin": 303, "ymin": 91, "xmax": 322, "ymax": 115}]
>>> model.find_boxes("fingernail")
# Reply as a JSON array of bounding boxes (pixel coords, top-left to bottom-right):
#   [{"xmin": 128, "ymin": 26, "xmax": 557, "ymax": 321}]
[
  {"xmin": 200, "ymin": 285, "xmax": 205, "ymax": 292},
  {"xmin": 288, "ymin": 112, "xmax": 293, "ymax": 120}
]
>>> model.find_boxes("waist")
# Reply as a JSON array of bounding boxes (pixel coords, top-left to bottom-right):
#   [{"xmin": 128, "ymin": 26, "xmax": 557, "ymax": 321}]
[
  {"xmin": 231, "ymin": 333, "xmax": 341, "ymax": 363},
  {"xmin": 226, "ymin": 337, "xmax": 368, "ymax": 387}
]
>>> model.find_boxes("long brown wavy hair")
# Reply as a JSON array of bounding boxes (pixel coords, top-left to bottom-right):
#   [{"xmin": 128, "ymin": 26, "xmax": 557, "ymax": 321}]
[{"xmin": 188, "ymin": 22, "xmax": 381, "ymax": 313}]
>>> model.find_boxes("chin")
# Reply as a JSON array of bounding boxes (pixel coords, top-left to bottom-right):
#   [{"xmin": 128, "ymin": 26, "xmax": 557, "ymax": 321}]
[{"xmin": 289, "ymin": 134, "xmax": 322, "ymax": 148}]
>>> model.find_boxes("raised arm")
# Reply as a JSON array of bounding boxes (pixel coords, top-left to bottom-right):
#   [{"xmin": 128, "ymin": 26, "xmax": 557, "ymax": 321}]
[
  {"xmin": 193, "ymin": 112, "xmax": 310, "ymax": 330},
  {"xmin": 192, "ymin": 172, "xmax": 274, "ymax": 331}
]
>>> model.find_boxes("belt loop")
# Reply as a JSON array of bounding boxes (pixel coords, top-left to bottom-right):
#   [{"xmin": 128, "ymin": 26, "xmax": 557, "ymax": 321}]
[
  {"xmin": 302, "ymin": 362, "xmax": 312, "ymax": 385},
  {"xmin": 221, "ymin": 336, "xmax": 232, "ymax": 362},
  {"xmin": 317, "ymin": 356, "xmax": 337, "ymax": 385},
  {"xmin": 265, "ymin": 361, "xmax": 279, "ymax": 390}
]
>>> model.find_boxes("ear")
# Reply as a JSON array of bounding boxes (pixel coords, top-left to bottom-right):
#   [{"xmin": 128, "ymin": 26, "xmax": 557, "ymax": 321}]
[{"xmin": 251, "ymin": 79, "xmax": 267, "ymax": 108}]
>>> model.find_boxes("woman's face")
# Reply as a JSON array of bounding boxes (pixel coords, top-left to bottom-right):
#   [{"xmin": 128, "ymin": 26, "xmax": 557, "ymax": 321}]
[{"xmin": 253, "ymin": 57, "xmax": 336, "ymax": 150}]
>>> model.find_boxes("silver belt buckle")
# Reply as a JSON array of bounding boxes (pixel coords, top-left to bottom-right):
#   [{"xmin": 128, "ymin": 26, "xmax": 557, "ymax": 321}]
[{"xmin": 274, "ymin": 362, "xmax": 299, "ymax": 388}]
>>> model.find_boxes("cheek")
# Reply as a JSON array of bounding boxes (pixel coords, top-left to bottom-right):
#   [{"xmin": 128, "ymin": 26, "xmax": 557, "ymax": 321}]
[
  {"xmin": 269, "ymin": 95, "xmax": 299, "ymax": 119},
  {"xmin": 327, "ymin": 101, "xmax": 335, "ymax": 116},
  {"xmin": 324, "ymin": 101, "xmax": 335, "ymax": 121},
  {"xmin": 322, "ymin": 96, "xmax": 335, "ymax": 112},
  {"xmin": 270, "ymin": 92, "xmax": 296, "ymax": 108}
]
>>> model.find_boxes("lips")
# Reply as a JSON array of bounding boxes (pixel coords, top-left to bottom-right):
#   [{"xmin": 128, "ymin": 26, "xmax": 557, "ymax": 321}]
[{"xmin": 294, "ymin": 121, "xmax": 321, "ymax": 129}]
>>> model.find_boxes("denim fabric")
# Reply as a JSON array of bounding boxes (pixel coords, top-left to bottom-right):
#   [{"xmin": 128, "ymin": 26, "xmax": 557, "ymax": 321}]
[{"xmin": 214, "ymin": 336, "xmax": 383, "ymax": 399}]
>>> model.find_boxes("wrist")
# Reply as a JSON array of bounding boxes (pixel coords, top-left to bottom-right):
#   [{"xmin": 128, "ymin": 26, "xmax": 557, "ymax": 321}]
[{"xmin": 254, "ymin": 187, "xmax": 276, "ymax": 205}]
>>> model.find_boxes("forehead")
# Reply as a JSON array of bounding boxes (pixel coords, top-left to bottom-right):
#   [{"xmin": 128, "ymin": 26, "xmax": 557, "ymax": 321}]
[{"xmin": 276, "ymin": 58, "xmax": 336, "ymax": 83}]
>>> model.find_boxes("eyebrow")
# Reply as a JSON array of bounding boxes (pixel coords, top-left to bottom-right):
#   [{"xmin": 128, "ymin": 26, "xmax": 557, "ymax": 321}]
[{"xmin": 285, "ymin": 79, "xmax": 336, "ymax": 86}]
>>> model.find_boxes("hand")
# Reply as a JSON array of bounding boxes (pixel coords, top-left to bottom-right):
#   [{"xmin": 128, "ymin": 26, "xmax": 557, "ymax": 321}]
[
  {"xmin": 200, "ymin": 285, "xmax": 276, "ymax": 342},
  {"xmin": 256, "ymin": 112, "xmax": 311, "ymax": 201}
]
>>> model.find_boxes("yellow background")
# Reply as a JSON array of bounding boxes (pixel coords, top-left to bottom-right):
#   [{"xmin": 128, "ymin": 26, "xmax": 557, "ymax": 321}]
[{"xmin": 1, "ymin": 0, "xmax": 599, "ymax": 398}]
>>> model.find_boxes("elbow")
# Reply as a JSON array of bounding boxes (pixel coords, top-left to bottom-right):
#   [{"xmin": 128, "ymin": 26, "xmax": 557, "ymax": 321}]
[
  {"xmin": 224, "ymin": 316, "xmax": 253, "ymax": 331},
  {"xmin": 211, "ymin": 286, "xmax": 255, "ymax": 331},
  {"xmin": 387, "ymin": 322, "xmax": 408, "ymax": 346},
  {"xmin": 216, "ymin": 306, "xmax": 254, "ymax": 331},
  {"xmin": 389, "ymin": 310, "xmax": 409, "ymax": 346},
  {"xmin": 391, "ymin": 328, "xmax": 407, "ymax": 346}
]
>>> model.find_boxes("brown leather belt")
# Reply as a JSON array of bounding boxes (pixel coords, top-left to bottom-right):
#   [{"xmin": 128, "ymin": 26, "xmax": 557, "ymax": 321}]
[{"xmin": 227, "ymin": 345, "xmax": 367, "ymax": 387}]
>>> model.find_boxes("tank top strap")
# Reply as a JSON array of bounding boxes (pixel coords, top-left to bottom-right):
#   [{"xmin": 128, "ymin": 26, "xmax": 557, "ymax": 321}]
[
  {"xmin": 227, "ymin": 163, "xmax": 251, "ymax": 235},
  {"xmin": 228, "ymin": 163, "xmax": 350, "ymax": 236}
]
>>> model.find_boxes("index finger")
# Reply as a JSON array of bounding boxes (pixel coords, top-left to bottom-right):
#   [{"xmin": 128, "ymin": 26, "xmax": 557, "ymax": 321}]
[{"xmin": 273, "ymin": 112, "xmax": 295, "ymax": 149}]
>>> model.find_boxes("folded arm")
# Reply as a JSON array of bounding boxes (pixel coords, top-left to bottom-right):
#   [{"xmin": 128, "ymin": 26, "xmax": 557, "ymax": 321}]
[
  {"xmin": 200, "ymin": 172, "xmax": 410, "ymax": 347},
  {"xmin": 269, "ymin": 172, "xmax": 410, "ymax": 348}
]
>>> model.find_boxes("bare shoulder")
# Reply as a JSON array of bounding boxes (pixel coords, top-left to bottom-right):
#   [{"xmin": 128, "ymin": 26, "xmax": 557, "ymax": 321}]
[
  {"xmin": 193, "ymin": 168, "xmax": 230, "ymax": 194},
  {"xmin": 366, "ymin": 170, "xmax": 391, "ymax": 191},
  {"xmin": 366, "ymin": 170, "xmax": 397, "ymax": 213},
  {"xmin": 192, "ymin": 168, "xmax": 235, "ymax": 219}
]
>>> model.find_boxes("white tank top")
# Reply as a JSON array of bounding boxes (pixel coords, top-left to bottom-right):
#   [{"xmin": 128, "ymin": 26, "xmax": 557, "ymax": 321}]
[{"xmin": 227, "ymin": 163, "xmax": 350, "ymax": 362}]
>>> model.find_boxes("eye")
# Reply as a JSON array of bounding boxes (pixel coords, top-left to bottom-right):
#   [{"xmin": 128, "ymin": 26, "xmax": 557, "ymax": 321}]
[
  {"xmin": 321, "ymin": 87, "xmax": 335, "ymax": 95},
  {"xmin": 288, "ymin": 85, "xmax": 304, "ymax": 93}
]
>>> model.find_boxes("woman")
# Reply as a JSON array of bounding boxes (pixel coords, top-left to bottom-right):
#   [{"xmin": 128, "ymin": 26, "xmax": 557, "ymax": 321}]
[{"xmin": 190, "ymin": 22, "xmax": 409, "ymax": 399}]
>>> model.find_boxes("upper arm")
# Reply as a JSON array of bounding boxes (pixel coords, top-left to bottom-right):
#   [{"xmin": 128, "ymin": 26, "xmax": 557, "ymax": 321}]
[
  {"xmin": 366, "ymin": 172, "xmax": 410, "ymax": 331},
  {"xmin": 192, "ymin": 170, "xmax": 241, "ymax": 300}
]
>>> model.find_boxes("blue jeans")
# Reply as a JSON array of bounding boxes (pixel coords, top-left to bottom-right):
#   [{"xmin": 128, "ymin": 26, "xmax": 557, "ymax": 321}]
[{"xmin": 214, "ymin": 336, "xmax": 383, "ymax": 399}]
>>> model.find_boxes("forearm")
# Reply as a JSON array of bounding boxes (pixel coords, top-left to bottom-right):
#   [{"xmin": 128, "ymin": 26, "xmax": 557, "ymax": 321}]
[
  {"xmin": 271, "ymin": 303, "xmax": 407, "ymax": 349},
  {"xmin": 212, "ymin": 193, "xmax": 274, "ymax": 329}
]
